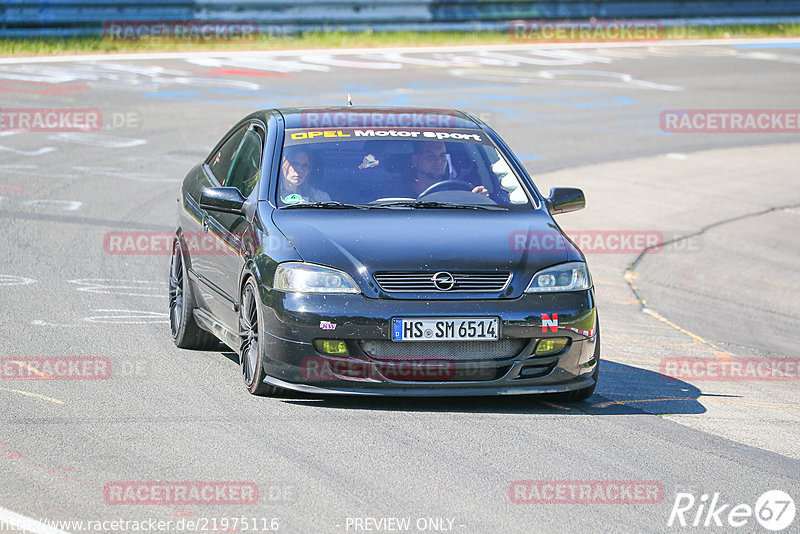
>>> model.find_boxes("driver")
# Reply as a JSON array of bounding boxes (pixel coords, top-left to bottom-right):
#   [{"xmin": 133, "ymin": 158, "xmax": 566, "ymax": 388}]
[
  {"xmin": 279, "ymin": 148, "xmax": 330, "ymax": 204},
  {"xmin": 409, "ymin": 141, "xmax": 488, "ymax": 197}
]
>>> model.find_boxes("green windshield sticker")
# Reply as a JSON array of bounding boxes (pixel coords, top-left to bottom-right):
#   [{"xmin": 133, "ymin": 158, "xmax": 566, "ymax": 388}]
[{"xmin": 283, "ymin": 194, "xmax": 303, "ymax": 204}]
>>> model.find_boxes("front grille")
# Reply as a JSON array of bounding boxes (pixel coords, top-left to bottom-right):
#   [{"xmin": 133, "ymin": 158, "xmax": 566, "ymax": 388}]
[
  {"xmin": 360, "ymin": 339, "xmax": 527, "ymax": 361},
  {"xmin": 374, "ymin": 271, "xmax": 511, "ymax": 292}
]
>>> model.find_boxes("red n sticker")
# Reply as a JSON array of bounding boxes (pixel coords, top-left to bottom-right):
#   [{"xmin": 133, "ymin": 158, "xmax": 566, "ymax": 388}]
[{"xmin": 542, "ymin": 313, "xmax": 558, "ymax": 333}]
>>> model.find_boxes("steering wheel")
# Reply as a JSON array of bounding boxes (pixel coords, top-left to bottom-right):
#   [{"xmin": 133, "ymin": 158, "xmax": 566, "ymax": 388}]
[{"xmin": 417, "ymin": 180, "xmax": 474, "ymax": 199}]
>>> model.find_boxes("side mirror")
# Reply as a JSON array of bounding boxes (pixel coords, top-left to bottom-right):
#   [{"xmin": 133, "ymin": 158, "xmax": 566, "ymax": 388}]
[
  {"xmin": 546, "ymin": 187, "xmax": 585, "ymax": 215},
  {"xmin": 200, "ymin": 187, "xmax": 246, "ymax": 215}
]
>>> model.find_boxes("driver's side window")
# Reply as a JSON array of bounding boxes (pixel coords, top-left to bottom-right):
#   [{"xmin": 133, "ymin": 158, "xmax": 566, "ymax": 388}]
[
  {"xmin": 225, "ymin": 125, "xmax": 263, "ymax": 198},
  {"xmin": 208, "ymin": 126, "xmax": 246, "ymax": 185}
]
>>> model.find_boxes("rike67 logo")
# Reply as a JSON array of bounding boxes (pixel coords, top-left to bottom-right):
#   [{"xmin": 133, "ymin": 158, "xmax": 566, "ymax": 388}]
[{"xmin": 668, "ymin": 490, "xmax": 795, "ymax": 531}]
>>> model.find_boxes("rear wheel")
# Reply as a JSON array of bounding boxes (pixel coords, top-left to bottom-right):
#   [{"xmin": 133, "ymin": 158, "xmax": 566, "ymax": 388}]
[
  {"xmin": 169, "ymin": 240, "xmax": 218, "ymax": 350},
  {"xmin": 239, "ymin": 278, "xmax": 281, "ymax": 396}
]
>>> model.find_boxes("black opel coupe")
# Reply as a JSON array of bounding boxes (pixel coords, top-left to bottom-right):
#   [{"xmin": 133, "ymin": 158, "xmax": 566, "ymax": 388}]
[{"xmin": 170, "ymin": 107, "xmax": 599, "ymax": 399}]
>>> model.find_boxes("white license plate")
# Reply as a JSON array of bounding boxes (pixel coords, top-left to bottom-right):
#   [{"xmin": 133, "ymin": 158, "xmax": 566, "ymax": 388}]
[{"xmin": 391, "ymin": 317, "xmax": 499, "ymax": 341}]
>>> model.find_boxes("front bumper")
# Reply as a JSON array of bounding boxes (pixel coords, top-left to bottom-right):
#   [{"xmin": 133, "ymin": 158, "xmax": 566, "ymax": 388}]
[{"xmin": 258, "ymin": 289, "xmax": 598, "ymax": 396}]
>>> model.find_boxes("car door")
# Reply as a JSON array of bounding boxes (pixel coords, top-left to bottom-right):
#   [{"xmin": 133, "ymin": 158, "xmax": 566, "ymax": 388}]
[{"xmin": 199, "ymin": 122, "xmax": 265, "ymax": 331}]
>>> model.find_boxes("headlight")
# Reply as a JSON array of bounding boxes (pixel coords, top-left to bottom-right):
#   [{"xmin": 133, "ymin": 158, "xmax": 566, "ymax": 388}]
[
  {"xmin": 525, "ymin": 262, "xmax": 591, "ymax": 293},
  {"xmin": 273, "ymin": 262, "xmax": 360, "ymax": 294}
]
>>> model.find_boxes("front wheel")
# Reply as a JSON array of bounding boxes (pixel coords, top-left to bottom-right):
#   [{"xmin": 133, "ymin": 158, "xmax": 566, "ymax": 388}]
[{"xmin": 239, "ymin": 278, "xmax": 281, "ymax": 396}]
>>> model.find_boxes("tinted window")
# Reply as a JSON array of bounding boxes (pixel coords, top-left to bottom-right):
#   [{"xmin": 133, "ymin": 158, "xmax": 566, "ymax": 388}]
[
  {"xmin": 277, "ymin": 127, "xmax": 531, "ymax": 207},
  {"xmin": 225, "ymin": 127, "xmax": 263, "ymax": 197},
  {"xmin": 208, "ymin": 126, "xmax": 247, "ymax": 185}
]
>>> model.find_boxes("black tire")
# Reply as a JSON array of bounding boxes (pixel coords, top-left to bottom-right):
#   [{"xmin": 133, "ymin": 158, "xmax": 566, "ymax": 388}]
[
  {"xmin": 552, "ymin": 326, "xmax": 600, "ymax": 402},
  {"xmin": 239, "ymin": 278, "xmax": 281, "ymax": 396},
  {"xmin": 169, "ymin": 240, "xmax": 218, "ymax": 350}
]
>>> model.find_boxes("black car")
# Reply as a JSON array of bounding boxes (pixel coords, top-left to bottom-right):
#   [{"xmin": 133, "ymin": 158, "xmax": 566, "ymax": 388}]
[{"xmin": 169, "ymin": 107, "xmax": 599, "ymax": 399}]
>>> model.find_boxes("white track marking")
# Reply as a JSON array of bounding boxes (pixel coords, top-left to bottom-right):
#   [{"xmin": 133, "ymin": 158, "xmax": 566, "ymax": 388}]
[
  {"xmin": 298, "ymin": 54, "xmax": 402, "ymax": 69},
  {"xmin": 0, "ymin": 164, "xmax": 38, "ymax": 170},
  {"xmin": 433, "ymin": 52, "xmax": 510, "ymax": 67},
  {"xmin": 357, "ymin": 53, "xmax": 452, "ymax": 67},
  {"xmin": 0, "ymin": 275, "xmax": 36, "ymax": 286},
  {"xmin": 0, "ymin": 167, "xmax": 78, "ymax": 178},
  {"xmin": 2, "ymin": 37, "xmax": 798, "ymax": 64},
  {"xmin": 449, "ymin": 67, "xmax": 684, "ymax": 91},
  {"xmin": 83, "ymin": 309, "xmax": 169, "ymax": 324},
  {"xmin": 72, "ymin": 165, "xmax": 179, "ymax": 183},
  {"xmin": 0, "ymin": 68, "xmax": 77, "ymax": 83},
  {"xmin": 171, "ymin": 76, "xmax": 260, "ymax": 89},
  {"xmin": 48, "ymin": 132, "xmax": 146, "ymax": 148},
  {"xmin": 31, "ymin": 320, "xmax": 88, "ymax": 327},
  {"xmin": 0, "ymin": 62, "xmax": 260, "ymax": 90},
  {"xmin": 67, "ymin": 278, "xmax": 164, "ymax": 298},
  {"xmin": 0, "ymin": 146, "xmax": 56, "ymax": 156},
  {"xmin": 738, "ymin": 51, "xmax": 800, "ymax": 64},
  {"xmin": 483, "ymin": 49, "xmax": 612, "ymax": 66},
  {"xmin": 186, "ymin": 55, "xmax": 329, "ymax": 73},
  {"xmin": 0, "ymin": 505, "xmax": 72, "ymax": 534},
  {"xmin": 21, "ymin": 200, "xmax": 83, "ymax": 211}
]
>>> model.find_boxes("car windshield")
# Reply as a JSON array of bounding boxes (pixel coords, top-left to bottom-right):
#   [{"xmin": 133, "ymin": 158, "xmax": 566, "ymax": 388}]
[{"xmin": 276, "ymin": 127, "xmax": 533, "ymax": 208}]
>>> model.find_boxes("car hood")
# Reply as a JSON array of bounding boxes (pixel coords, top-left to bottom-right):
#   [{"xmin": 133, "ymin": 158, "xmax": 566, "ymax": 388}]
[{"xmin": 271, "ymin": 208, "xmax": 581, "ymax": 298}]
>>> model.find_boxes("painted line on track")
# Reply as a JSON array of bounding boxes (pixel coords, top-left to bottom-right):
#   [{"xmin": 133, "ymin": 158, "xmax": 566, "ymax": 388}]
[
  {"xmin": 594, "ymin": 396, "xmax": 800, "ymax": 413},
  {"xmin": 0, "ymin": 387, "xmax": 64, "ymax": 405}
]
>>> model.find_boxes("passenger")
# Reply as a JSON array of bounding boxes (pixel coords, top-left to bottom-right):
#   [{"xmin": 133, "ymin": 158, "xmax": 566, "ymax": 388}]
[
  {"xmin": 279, "ymin": 148, "xmax": 330, "ymax": 203},
  {"xmin": 409, "ymin": 141, "xmax": 489, "ymax": 197}
]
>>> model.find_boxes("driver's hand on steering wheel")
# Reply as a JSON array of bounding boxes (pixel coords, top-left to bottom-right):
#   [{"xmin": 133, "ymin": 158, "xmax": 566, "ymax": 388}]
[{"xmin": 472, "ymin": 185, "xmax": 489, "ymax": 196}]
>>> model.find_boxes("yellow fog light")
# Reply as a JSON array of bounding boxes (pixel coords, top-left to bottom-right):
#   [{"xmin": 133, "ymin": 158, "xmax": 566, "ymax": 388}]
[
  {"xmin": 535, "ymin": 337, "xmax": 569, "ymax": 356},
  {"xmin": 314, "ymin": 340, "xmax": 349, "ymax": 355}
]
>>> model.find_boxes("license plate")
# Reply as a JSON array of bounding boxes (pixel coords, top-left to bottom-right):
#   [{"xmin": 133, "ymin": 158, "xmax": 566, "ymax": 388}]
[{"xmin": 391, "ymin": 317, "xmax": 499, "ymax": 342}]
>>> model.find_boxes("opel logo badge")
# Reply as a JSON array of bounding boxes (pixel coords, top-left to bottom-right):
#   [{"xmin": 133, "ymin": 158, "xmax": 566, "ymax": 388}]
[{"xmin": 431, "ymin": 271, "xmax": 456, "ymax": 291}]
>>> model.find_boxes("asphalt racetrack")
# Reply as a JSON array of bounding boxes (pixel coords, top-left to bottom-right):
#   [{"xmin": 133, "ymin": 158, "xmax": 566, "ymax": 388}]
[{"xmin": 0, "ymin": 39, "xmax": 799, "ymax": 533}]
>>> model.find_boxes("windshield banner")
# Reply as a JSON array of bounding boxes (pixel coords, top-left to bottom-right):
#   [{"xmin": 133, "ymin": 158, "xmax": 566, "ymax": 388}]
[{"xmin": 285, "ymin": 128, "xmax": 488, "ymax": 145}]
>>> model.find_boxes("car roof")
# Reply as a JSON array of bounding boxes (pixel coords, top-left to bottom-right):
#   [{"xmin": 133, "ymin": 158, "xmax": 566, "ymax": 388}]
[{"xmin": 274, "ymin": 107, "xmax": 482, "ymax": 130}]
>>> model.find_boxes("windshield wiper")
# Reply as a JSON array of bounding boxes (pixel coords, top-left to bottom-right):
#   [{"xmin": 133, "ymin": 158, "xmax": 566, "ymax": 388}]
[
  {"xmin": 279, "ymin": 201, "xmax": 369, "ymax": 210},
  {"xmin": 370, "ymin": 201, "xmax": 507, "ymax": 211}
]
